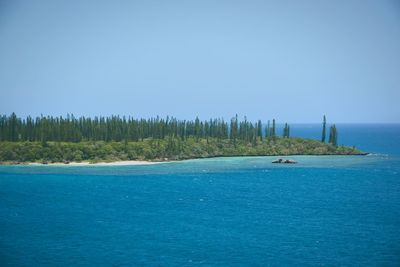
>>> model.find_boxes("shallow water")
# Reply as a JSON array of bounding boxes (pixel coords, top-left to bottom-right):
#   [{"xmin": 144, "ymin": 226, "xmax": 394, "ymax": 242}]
[{"xmin": 1, "ymin": 124, "xmax": 399, "ymax": 266}]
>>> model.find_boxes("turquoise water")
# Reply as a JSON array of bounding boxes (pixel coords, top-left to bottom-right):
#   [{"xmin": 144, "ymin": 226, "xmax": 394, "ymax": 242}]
[{"xmin": 1, "ymin": 125, "xmax": 400, "ymax": 266}]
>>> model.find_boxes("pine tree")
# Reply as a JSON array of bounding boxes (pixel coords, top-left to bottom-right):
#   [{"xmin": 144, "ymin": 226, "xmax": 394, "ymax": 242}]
[
  {"xmin": 230, "ymin": 115, "xmax": 238, "ymax": 146},
  {"xmin": 271, "ymin": 119, "xmax": 276, "ymax": 137},
  {"xmin": 322, "ymin": 115, "xmax": 326, "ymax": 143},
  {"xmin": 282, "ymin": 123, "xmax": 286, "ymax": 138},
  {"xmin": 329, "ymin": 124, "xmax": 338, "ymax": 147},
  {"xmin": 282, "ymin": 123, "xmax": 290, "ymax": 138},
  {"xmin": 265, "ymin": 120, "xmax": 270, "ymax": 138},
  {"xmin": 257, "ymin": 120, "xmax": 262, "ymax": 141},
  {"xmin": 194, "ymin": 116, "xmax": 200, "ymax": 141},
  {"xmin": 9, "ymin": 112, "xmax": 18, "ymax": 141}
]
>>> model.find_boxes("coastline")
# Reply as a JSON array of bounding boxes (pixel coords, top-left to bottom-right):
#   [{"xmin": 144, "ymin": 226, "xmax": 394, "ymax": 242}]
[
  {"xmin": 0, "ymin": 153, "xmax": 369, "ymax": 166},
  {"xmin": 0, "ymin": 137, "xmax": 366, "ymax": 165}
]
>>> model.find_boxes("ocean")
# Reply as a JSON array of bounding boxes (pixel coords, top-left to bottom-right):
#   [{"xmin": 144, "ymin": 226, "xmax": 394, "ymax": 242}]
[{"xmin": 1, "ymin": 124, "xmax": 399, "ymax": 266}]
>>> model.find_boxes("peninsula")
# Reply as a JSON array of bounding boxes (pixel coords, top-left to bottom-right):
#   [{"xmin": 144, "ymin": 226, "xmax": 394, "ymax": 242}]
[{"xmin": 0, "ymin": 114, "xmax": 365, "ymax": 164}]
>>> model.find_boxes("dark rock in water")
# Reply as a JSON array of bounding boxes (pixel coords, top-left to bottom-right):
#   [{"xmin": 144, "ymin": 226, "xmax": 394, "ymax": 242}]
[{"xmin": 272, "ymin": 158, "xmax": 297, "ymax": 164}]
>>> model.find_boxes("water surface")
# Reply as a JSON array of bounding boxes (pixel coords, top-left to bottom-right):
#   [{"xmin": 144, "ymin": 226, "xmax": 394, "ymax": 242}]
[{"xmin": 1, "ymin": 124, "xmax": 399, "ymax": 266}]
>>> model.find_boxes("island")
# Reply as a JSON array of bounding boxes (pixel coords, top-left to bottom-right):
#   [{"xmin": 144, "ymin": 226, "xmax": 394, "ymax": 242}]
[{"xmin": 0, "ymin": 113, "xmax": 366, "ymax": 164}]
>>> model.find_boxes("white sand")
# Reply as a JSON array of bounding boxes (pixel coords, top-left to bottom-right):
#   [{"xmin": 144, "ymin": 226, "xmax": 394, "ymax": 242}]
[{"xmin": 28, "ymin": 160, "xmax": 167, "ymax": 166}]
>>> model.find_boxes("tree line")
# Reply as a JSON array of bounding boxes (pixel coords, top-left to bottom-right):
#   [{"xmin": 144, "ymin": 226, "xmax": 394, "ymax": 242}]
[
  {"xmin": 0, "ymin": 113, "xmax": 338, "ymax": 146},
  {"xmin": 0, "ymin": 113, "xmax": 288, "ymax": 143}
]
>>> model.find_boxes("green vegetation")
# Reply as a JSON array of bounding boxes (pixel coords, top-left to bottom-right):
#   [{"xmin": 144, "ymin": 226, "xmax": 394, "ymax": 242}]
[
  {"xmin": 0, "ymin": 137, "xmax": 364, "ymax": 164},
  {"xmin": 0, "ymin": 113, "xmax": 365, "ymax": 164}
]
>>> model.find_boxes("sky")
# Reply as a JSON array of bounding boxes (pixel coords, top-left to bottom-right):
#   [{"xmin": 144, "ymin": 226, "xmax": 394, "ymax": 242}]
[{"xmin": 0, "ymin": 0, "xmax": 399, "ymax": 123}]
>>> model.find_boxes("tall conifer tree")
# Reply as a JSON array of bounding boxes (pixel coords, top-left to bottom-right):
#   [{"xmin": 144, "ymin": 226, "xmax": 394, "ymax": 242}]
[
  {"xmin": 329, "ymin": 124, "xmax": 338, "ymax": 147},
  {"xmin": 322, "ymin": 115, "xmax": 326, "ymax": 143},
  {"xmin": 271, "ymin": 119, "xmax": 276, "ymax": 137}
]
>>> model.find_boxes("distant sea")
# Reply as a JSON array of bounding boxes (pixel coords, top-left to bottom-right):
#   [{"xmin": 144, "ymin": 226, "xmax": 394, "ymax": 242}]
[{"xmin": 1, "ymin": 124, "xmax": 399, "ymax": 266}]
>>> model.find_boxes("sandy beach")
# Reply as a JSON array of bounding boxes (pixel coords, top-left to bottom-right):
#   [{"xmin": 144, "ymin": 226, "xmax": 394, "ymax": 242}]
[{"xmin": 28, "ymin": 160, "xmax": 167, "ymax": 166}]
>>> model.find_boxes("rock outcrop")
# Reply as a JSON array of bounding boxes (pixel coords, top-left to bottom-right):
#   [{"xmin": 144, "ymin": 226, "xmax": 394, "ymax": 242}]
[{"xmin": 272, "ymin": 158, "xmax": 297, "ymax": 164}]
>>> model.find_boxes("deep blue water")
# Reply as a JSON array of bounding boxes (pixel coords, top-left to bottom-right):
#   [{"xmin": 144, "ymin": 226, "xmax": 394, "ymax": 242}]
[{"xmin": 1, "ymin": 124, "xmax": 400, "ymax": 266}]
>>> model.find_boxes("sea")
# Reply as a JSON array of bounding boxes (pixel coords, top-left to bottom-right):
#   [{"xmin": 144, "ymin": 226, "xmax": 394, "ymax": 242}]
[{"xmin": 1, "ymin": 124, "xmax": 399, "ymax": 266}]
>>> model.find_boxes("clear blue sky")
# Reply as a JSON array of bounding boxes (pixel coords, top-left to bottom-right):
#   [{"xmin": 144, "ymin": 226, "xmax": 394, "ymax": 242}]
[{"xmin": 0, "ymin": 0, "xmax": 399, "ymax": 123}]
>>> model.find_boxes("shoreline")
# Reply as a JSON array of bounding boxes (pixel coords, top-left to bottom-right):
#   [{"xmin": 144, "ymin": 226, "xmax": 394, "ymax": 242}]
[
  {"xmin": 0, "ymin": 153, "xmax": 369, "ymax": 166},
  {"xmin": 27, "ymin": 160, "xmax": 167, "ymax": 166}
]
